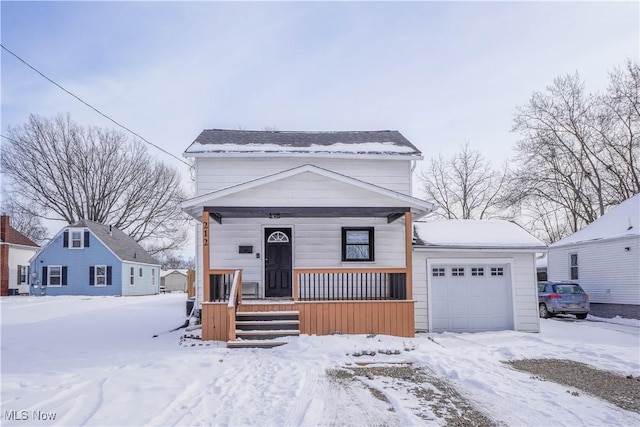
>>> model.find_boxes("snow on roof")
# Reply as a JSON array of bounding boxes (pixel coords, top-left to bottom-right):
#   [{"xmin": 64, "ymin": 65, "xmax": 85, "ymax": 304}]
[
  {"xmin": 160, "ymin": 269, "xmax": 188, "ymax": 278},
  {"xmin": 551, "ymin": 193, "xmax": 640, "ymax": 247},
  {"xmin": 536, "ymin": 253, "xmax": 548, "ymax": 269},
  {"xmin": 184, "ymin": 129, "xmax": 421, "ymax": 156},
  {"xmin": 414, "ymin": 219, "xmax": 546, "ymax": 249}
]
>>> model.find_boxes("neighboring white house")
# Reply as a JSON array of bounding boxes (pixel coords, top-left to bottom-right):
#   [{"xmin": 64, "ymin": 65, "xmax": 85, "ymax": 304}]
[
  {"xmin": 548, "ymin": 194, "xmax": 640, "ymax": 319},
  {"xmin": 0, "ymin": 215, "xmax": 40, "ymax": 295},
  {"xmin": 160, "ymin": 269, "xmax": 188, "ymax": 293},
  {"xmin": 413, "ymin": 219, "xmax": 546, "ymax": 333}
]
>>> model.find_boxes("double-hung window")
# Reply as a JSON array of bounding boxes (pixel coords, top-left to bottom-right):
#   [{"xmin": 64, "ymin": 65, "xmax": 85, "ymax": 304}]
[
  {"xmin": 48, "ymin": 266, "xmax": 62, "ymax": 286},
  {"xmin": 342, "ymin": 228, "xmax": 374, "ymax": 262},
  {"xmin": 18, "ymin": 265, "xmax": 29, "ymax": 284},
  {"xmin": 570, "ymin": 254, "xmax": 578, "ymax": 280},
  {"xmin": 71, "ymin": 230, "xmax": 83, "ymax": 248},
  {"xmin": 95, "ymin": 265, "xmax": 107, "ymax": 286},
  {"xmin": 130, "ymin": 267, "xmax": 135, "ymax": 285}
]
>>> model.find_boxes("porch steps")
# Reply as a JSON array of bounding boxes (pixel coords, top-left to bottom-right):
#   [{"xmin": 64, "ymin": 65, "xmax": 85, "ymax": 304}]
[{"xmin": 228, "ymin": 310, "xmax": 300, "ymax": 349}]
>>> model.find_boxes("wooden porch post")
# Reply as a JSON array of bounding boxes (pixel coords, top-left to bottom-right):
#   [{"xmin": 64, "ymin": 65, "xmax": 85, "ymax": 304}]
[
  {"xmin": 202, "ymin": 211, "xmax": 211, "ymax": 302},
  {"xmin": 405, "ymin": 211, "xmax": 413, "ymax": 300}
]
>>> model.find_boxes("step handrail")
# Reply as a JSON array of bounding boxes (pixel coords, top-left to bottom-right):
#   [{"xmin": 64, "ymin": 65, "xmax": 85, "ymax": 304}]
[{"xmin": 226, "ymin": 269, "xmax": 242, "ymax": 342}]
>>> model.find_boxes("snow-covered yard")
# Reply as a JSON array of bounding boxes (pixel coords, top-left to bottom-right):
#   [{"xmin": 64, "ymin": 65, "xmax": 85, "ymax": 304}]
[{"xmin": 1, "ymin": 294, "xmax": 639, "ymax": 426}]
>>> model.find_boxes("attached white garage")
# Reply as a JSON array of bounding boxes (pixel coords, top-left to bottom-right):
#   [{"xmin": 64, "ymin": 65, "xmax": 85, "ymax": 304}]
[{"xmin": 412, "ymin": 220, "xmax": 546, "ymax": 333}]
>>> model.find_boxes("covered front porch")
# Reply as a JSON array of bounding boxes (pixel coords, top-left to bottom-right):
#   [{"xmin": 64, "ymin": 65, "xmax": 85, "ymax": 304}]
[
  {"xmin": 200, "ymin": 241, "xmax": 416, "ymax": 343},
  {"xmin": 181, "ymin": 165, "xmax": 433, "ymax": 345}
]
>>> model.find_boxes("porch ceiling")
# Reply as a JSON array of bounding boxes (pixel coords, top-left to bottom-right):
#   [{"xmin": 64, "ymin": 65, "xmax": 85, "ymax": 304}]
[{"xmin": 205, "ymin": 206, "xmax": 410, "ymax": 223}]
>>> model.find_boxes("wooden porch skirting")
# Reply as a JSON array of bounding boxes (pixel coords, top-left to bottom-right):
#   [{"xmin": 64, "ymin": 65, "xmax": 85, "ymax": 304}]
[{"xmin": 200, "ymin": 300, "xmax": 415, "ymax": 341}]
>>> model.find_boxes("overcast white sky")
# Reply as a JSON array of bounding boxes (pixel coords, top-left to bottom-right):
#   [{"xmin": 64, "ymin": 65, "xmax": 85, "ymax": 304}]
[{"xmin": 1, "ymin": 1, "xmax": 638, "ymax": 244}]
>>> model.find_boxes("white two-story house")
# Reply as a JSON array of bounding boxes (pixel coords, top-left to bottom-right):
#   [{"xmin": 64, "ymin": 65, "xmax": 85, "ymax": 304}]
[{"xmin": 181, "ymin": 129, "xmax": 544, "ymax": 347}]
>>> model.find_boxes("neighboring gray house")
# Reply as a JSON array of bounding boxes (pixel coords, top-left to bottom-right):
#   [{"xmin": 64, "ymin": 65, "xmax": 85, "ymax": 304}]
[
  {"xmin": 30, "ymin": 219, "xmax": 160, "ymax": 296},
  {"xmin": 160, "ymin": 269, "xmax": 188, "ymax": 293},
  {"xmin": 547, "ymin": 194, "xmax": 640, "ymax": 319}
]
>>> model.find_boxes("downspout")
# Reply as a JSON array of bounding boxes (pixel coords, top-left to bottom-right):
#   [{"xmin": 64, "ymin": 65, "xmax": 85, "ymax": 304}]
[{"xmin": 410, "ymin": 160, "xmax": 417, "ymax": 197}]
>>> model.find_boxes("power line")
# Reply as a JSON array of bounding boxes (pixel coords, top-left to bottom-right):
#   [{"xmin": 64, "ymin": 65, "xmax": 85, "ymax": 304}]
[{"xmin": 1, "ymin": 43, "xmax": 190, "ymax": 167}]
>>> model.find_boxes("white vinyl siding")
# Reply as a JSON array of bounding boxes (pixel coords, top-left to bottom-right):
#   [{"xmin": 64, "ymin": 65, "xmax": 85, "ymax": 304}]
[
  {"xmin": 208, "ymin": 172, "xmax": 412, "ymax": 208},
  {"xmin": 206, "ymin": 217, "xmax": 405, "ymax": 296},
  {"xmin": 121, "ymin": 263, "xmax": 161, "ymax": 296},
  {"xmin": 548, "ymin": 236, "xmax": 640, "ymax": 306},
  {"xmin": 8, "ymin": 246, "xmax": 39, "ymax": 294},
  {"xmin": 195, "ymin": 157, "xmax": 413, "ymax": 196}
]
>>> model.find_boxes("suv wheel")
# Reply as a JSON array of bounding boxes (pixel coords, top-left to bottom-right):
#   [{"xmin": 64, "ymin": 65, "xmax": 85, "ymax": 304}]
[
  {"xmin": 539, "ymin": 303, "xmax": 551, "ymax": 319},
  {"xmin": 575, "ymin": 313, "xmax": 588, "ymax": 320}
]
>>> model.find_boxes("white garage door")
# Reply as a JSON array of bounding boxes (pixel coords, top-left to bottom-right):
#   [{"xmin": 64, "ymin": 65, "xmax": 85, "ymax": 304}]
[{"xmin": 430, "ymin": 264, "xmax": 513, "ymax": 332}]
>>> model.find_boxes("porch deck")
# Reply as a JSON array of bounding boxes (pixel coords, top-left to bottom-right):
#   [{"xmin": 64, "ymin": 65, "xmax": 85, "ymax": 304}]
[
  {"xmin": 200, "ymin": 270, "xmax": 415, "ymax": 342},
  {"xmin": 201, "ymin": 299, "xmax": 415, "ymax": 341}
]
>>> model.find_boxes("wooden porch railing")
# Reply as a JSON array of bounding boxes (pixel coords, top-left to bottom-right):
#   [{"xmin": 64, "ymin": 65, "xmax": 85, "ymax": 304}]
[
  {"xmin": 205, "ymin": 269, "xmax": 240, "ymax": 302},
  {"xmin": 293, "ymin": 268, "xmax": 409, "ymax": 301},
  {"xmin": 226, "ymin": 269, "xmax": 242, "ymax": 342}
]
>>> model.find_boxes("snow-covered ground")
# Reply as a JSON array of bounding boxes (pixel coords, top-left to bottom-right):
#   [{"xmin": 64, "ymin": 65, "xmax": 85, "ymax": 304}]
[{"xmin": 1, "ymin": 294, "xmax": 639, "ymax": 426}]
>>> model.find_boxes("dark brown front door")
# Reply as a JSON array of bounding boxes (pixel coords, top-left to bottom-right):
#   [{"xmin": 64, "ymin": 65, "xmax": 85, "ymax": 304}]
[{"xmin": 264, "ymin": 228, "xmax": 292, "ymax": 298}]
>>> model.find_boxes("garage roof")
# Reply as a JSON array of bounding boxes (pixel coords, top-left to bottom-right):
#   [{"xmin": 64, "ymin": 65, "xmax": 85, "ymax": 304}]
[{"xmin": 414, "ymin": 219, "xmax": 546, "ymax": 250}]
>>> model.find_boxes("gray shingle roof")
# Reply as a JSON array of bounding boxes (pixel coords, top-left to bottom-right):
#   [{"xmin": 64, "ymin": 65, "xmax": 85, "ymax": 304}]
[
  {"xmin": 185, "ymin": 129, "xmax": 421, "ymax": 155},
  {"xmin": 72, "ymin": 219, "xmax": 158, "ymax": 265}
]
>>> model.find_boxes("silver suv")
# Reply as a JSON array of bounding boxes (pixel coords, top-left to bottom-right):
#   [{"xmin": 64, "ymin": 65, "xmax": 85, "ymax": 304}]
[{"xmin": 538, "ymin": 281, "xmax": 589, "ymax": 319}]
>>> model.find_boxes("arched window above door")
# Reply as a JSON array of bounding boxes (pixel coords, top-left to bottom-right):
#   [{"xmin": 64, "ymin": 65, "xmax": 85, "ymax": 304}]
[{"xmin": 267, "ymin": 231, "xmax": 290, "ymax": 243}]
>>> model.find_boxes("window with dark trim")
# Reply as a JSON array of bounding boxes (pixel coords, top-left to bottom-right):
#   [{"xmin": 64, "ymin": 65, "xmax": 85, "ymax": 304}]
[
  {"xmin": 63, "ymin": 229, "xmax": 90, "ymax": 248},
  {"xmin": 570, "ymin": 253, "xmax": 578, "ymax": 280},
  {"xmin": 130, "ymin": 267, "xmax": 135, "ymax": 285},
  {"xmin": 42, "ymin": 266, "xmax": 67, "ymax": 286},
  {"xmin": 342, "ymin": 227, "xmax": 374, "ymax": 262},
  {"xmin": 18, "ymin": 265, "xmax": 29, "ymax": 284},
  {"xmin": 95, "ymin": 265, "xmax": 107, "ymax": 286},
  {"xmin": 90, "ymin": 265, "xmax": 112, "ymax": 286}
]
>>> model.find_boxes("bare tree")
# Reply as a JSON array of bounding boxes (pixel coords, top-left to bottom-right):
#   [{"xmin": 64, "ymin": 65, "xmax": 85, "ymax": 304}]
[
  {"xmin": 420, "ymin": 142, "xmax": 508, "ymax": 219},
  {"xmin": 1, "ymin": 114, "xmax": 190, "ymax": 255},
  {"xmin": 0, "ymin": 193, "xmax": 48, "ymax": 244},
  {"xmin": 510, "ymin": 62, "xmax": 640, "ymax": 242},
  {"xmin": 158, "ymin": 252, "xmax": 195, "ymax": 270}
]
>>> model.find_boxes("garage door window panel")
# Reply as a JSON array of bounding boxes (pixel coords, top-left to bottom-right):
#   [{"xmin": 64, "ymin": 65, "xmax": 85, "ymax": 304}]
[
  {"xmin": 451, "ymin": 267, "xmax": 465, "ymax": 277},
  {"xmin": 432, "ymin": 268, "xmax": 445, "ymax": 277},
  {"xmin": 471, "ymin": 267, "xmax": 484, "ymax": 276}
]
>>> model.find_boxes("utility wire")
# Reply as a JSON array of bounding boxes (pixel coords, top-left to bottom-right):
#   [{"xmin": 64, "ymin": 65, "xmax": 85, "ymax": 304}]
[{"xmin": 1, "ymin": 43, "xmax": 190, "ymax": 167}]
